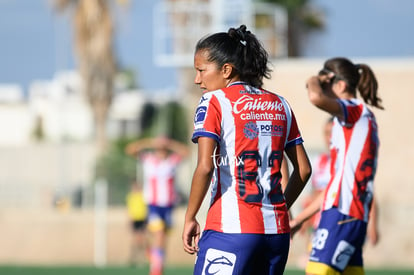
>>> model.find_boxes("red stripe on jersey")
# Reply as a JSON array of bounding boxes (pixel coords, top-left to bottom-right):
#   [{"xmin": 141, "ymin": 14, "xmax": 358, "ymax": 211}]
[
  {"xmin": 348, "ymin": 124, "xmax": 376, "ymax": 219},
  {"xmin": 276, "ymin": 206, "xmax": 290, "ymax": 232},
  {"xmin": 238, "ymin": 201, "xmax": 265, "ymax": 233},
  {"xmin": 346, "ymin": 103, "xmax": 363, "ymax": 124},
  {"xmin": 205, "ymin": 187, "xmax": 223, "ymax": 231},
  {"xmin": 150, "ymin": 176, "xmax": 157, "ymax": 204}
]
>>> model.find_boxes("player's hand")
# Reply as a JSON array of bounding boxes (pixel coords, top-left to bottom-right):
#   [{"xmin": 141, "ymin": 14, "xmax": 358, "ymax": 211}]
[
  {"xmin": 182, "ymin": 218, "xmax": 201, "ymax": 254},
  {"xmin": 318, "ymin": 71, "xmax": 335, "ymax": 84},
  {"xmin": 367, "ymin": 224, "xmax": 380, "ymax": 246},
  {"xmin": 289, "ymin": 218, "xmax": 303, "ymax": 239}
]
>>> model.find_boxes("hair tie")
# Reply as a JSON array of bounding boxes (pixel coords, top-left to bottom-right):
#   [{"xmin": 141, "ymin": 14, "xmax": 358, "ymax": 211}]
[
  {"xmin": 236, "ymin": 27, "xmax": 247, "ymax": 46},
  {"xmin": 355, "ymin": 64, "xmax": 363, "ymax": 74}
]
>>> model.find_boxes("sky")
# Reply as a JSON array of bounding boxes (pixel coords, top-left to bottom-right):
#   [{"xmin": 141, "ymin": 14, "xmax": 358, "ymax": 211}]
[{"xmin": 0, "ymin": 0, "xmax": 413, "ymax": 93}]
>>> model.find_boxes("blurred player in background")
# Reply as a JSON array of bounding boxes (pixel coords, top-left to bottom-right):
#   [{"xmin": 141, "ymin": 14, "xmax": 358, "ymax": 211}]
[
  {"xmin": 182, "ymin": 25, "xmax": 312, "ymax": 275},
  {"xmin": 290, "ymin": 57, "xmax": 383, "ymax": 275},
  {"xmin": 295, "ymin": 117, "xmax": 333, "ymax": 267},
  {"xmin": 126, "ymin": 181, "xmax": 148, "ymax": 267},
  {"xmin": 126, "ymin": 136, "xmax": 189, "ymax": 275}
]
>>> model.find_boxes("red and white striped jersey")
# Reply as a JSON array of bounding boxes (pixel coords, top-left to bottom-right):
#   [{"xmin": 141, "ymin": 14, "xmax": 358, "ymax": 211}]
[
  {"xmin": 140, "ymin": 153, "xmax": 181, "ymax": 207},
  {"xmin": 311, "ymin": 152, "xmax": 331, "ymax": 191},
  {"xmin": 192, "ymin": 82, "xmax": 303, "ymax": 234},
  {"xmin": 322, "ymin": 98, "xmax": 379, "ymax": 222}
]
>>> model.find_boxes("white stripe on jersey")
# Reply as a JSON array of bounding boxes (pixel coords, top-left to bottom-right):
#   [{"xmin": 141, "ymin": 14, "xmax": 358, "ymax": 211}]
[
  {"xmin": 324, "ymin": 120, "xmax": 342, "ymax": 209},
  {"xmin": 215, "ymin": 90, "xmax": 241, "ymax": 232},
  {"xmin": 141, "ymin": 154, "xmax": 178, "ymax": 207}
]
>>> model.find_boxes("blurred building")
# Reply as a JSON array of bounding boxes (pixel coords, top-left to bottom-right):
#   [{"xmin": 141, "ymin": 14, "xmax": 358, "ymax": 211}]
[
  {"xmin": 0, "ymin": 84, "xmax": 31, "ymax": 146},
  {"xmin": 0, "ymin": 70, "xmax": 179, "ymax": 210},
  {"xmin": 0, "ymin": 70, "xmax": 181, "ymax": 147},
  {"xmin": 27, "ymin": 71, "xmax": 149, "ymax": 144},
  {"xmin": 154, "ymin": 0, "xmax": 288, "ymax": 67}
]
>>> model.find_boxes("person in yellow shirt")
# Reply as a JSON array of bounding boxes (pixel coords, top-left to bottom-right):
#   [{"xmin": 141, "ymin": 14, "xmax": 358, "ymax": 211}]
[{"xmin": 126, "ymin": 181, "xmax": 148, "ymax": 266}]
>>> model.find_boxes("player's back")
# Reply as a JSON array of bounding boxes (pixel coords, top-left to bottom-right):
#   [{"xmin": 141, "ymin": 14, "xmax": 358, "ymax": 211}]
[{"xmin": 197, "ymin": 83, "xmax": 302, "ymax": 234}]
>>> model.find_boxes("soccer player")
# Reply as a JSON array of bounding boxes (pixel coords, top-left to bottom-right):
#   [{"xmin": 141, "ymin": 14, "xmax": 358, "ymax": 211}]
[
  {"xmin": 182, "ymin": 25, "xmax": 312, "ymax": 275},
  {"xmin": 126, "ymin": 136, "xmax": 189, "ymax": 275},
  {"xmin": 290, "ymin": 57, "xmax": 384, "ymax": 275},
  {"xmin": 126, "ymin": 181, "xmax": 148, "ymax": 266}
]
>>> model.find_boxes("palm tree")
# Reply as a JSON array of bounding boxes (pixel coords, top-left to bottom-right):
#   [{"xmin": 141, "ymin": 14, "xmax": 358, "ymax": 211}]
[
  {"xmin": 258, "ymin": 0, "xmax": 324, "ymax": 56},
  {"xmin": 54, "ymin": 0, "xmax": 117, "ymax": 153}
]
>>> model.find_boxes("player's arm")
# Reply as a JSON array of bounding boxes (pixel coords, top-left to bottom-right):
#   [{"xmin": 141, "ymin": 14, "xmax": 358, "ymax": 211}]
[
  {"xmin": 165, "ymin": 138, "xmax": 190, "ymax": 158},
  {"xmin": 367, "ymin": 196, "xmax": 380, "ymax": 245},
  {"xmin": 280, "ymin": 154, "xmax": 290, "ymax": 192},
  {"xmin": 283, "ymin": 143, "xmax": 312, "ymax": 210},
  {"xmin": 306, "ymin": 75, "xmax": 344, "ymax": 120},
  {"xmin": 183, "ymin": 137, "xmax": 216, "ymax": 254},
  {"xmin": 289, "ymin": 189, "xmax": 325, "ymax": 238},
  {"xmin": 125, "ymin": 138, "xmax": 155, "ymax": 157}
]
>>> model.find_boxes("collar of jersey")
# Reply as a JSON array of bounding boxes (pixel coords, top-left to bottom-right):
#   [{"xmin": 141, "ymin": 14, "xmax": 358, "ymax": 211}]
[{"xmin": 226, "ymin": 81, "xmax": 247, "ymax": 87}]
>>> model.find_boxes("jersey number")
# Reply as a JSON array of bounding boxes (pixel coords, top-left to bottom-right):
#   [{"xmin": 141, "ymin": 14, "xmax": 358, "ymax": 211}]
[
  {"xmin": 312, "ymin": 228, "xmax": 329, "ymax": 250},
  {"xmin": 237, "ymin": 150, "xmax": 284, "ymax": 204}
]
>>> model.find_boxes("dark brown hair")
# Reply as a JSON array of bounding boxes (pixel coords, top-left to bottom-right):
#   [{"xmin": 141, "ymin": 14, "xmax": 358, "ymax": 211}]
[
  {"xmin": 195, "ymin": 25, "xmax": 271, "ymax": 88},
  {"xmin": 323, "ymin": 57, "xmax": 384, "ymax": 110}
]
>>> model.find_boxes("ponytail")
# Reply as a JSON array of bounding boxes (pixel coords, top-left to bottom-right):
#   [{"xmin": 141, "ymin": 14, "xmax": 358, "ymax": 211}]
[
  {"xmin": 356, "ymin": 64, "xmax": 384, "ymax": 110},
  {"xmin": 227, "ymin": 25, "xmax": 271, "ymax": 87}
]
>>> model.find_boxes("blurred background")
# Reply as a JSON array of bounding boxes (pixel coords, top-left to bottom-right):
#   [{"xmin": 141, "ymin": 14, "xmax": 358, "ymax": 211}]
[{"xmin": 0, "ymin": 0, "xmax": 413, "ymax": 272}]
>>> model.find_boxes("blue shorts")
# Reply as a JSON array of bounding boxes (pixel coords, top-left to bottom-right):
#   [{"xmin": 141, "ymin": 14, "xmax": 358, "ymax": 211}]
[
  {"xmin": 194, "ymin": 230, "xmax": 290, "ymax": 275},
  {"xmin": 147, "ymin": 205, "xmax": 173, "ymax": 231},
  {"xmin": 308, "ymin": 208, "xmax": 367, "ymax": 272}
]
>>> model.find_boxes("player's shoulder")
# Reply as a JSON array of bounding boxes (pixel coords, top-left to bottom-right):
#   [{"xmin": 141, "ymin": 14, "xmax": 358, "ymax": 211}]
[{"xmin": 196, "ymin": 89, "xmax": 223, "ymax": 105}]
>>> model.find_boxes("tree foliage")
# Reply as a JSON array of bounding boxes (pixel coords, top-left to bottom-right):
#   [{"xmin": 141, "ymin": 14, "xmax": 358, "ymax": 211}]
[
  {"xmin": 258, "ymin": 0, "xmax": 325, "ymax": 56},
  {"xmin": 54, "ymin": 0, "xmax": 117, "ymax": 153}
]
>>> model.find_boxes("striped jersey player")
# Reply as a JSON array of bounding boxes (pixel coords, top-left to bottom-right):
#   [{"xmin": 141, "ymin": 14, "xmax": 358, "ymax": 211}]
[
  {"xmin": 291, "ymin": 57, "xmax": 384, "ymax": 275},
  {"xmin": 192, "ymin": 82, "xmax": 303, "ymax": 234},
  {"xmin": 183, "ymin": 25, "xmax": 312, "ymax": 275},
  {"xmin": 322, "ymin": 98, "xmax": 379, "ymax": 222},
  {"xmin": 312, "ymin": 152, "xmax": 331, "ymax": 192},
  {"xmin": 141, "ymin": 152, "xmax": 182, "ymax": 208}
]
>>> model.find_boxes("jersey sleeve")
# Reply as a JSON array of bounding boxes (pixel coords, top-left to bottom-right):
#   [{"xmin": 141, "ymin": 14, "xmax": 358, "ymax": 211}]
[
  {"xmin": 285, "ymin": 106, "xmax": 304, "ymax": 148},
  {"xmin": 191, "ymin": 92, "xmax": 222, "ymax": 143}
]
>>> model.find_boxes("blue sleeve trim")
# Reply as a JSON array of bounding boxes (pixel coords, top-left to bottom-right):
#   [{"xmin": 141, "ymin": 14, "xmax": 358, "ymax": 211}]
[
  {"xmin": 285, "ymin": 137, "xmax": 304, "ymax": 148},
  {"xmin": 191, "ymin": 131, "xmax": 220, "ymax": 143}
]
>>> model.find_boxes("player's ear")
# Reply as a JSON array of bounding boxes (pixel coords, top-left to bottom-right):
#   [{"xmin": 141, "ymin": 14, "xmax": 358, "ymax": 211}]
[
  {"xmin": 222, "ymin": 63, "xmax": 234, "ymax": 79},
  {"xmin": 334, "ymin": 79, "xmax": 347, "ymax": 91},
  {"xmin": 337, "ymin": 79, "xmax": 348, "ymax": 92}
]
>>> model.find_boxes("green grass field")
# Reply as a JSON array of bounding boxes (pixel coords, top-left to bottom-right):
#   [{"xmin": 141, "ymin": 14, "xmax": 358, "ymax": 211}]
[{"xmin": 0, "ymin": 265, "xmax": 413, "ymax": 275}]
